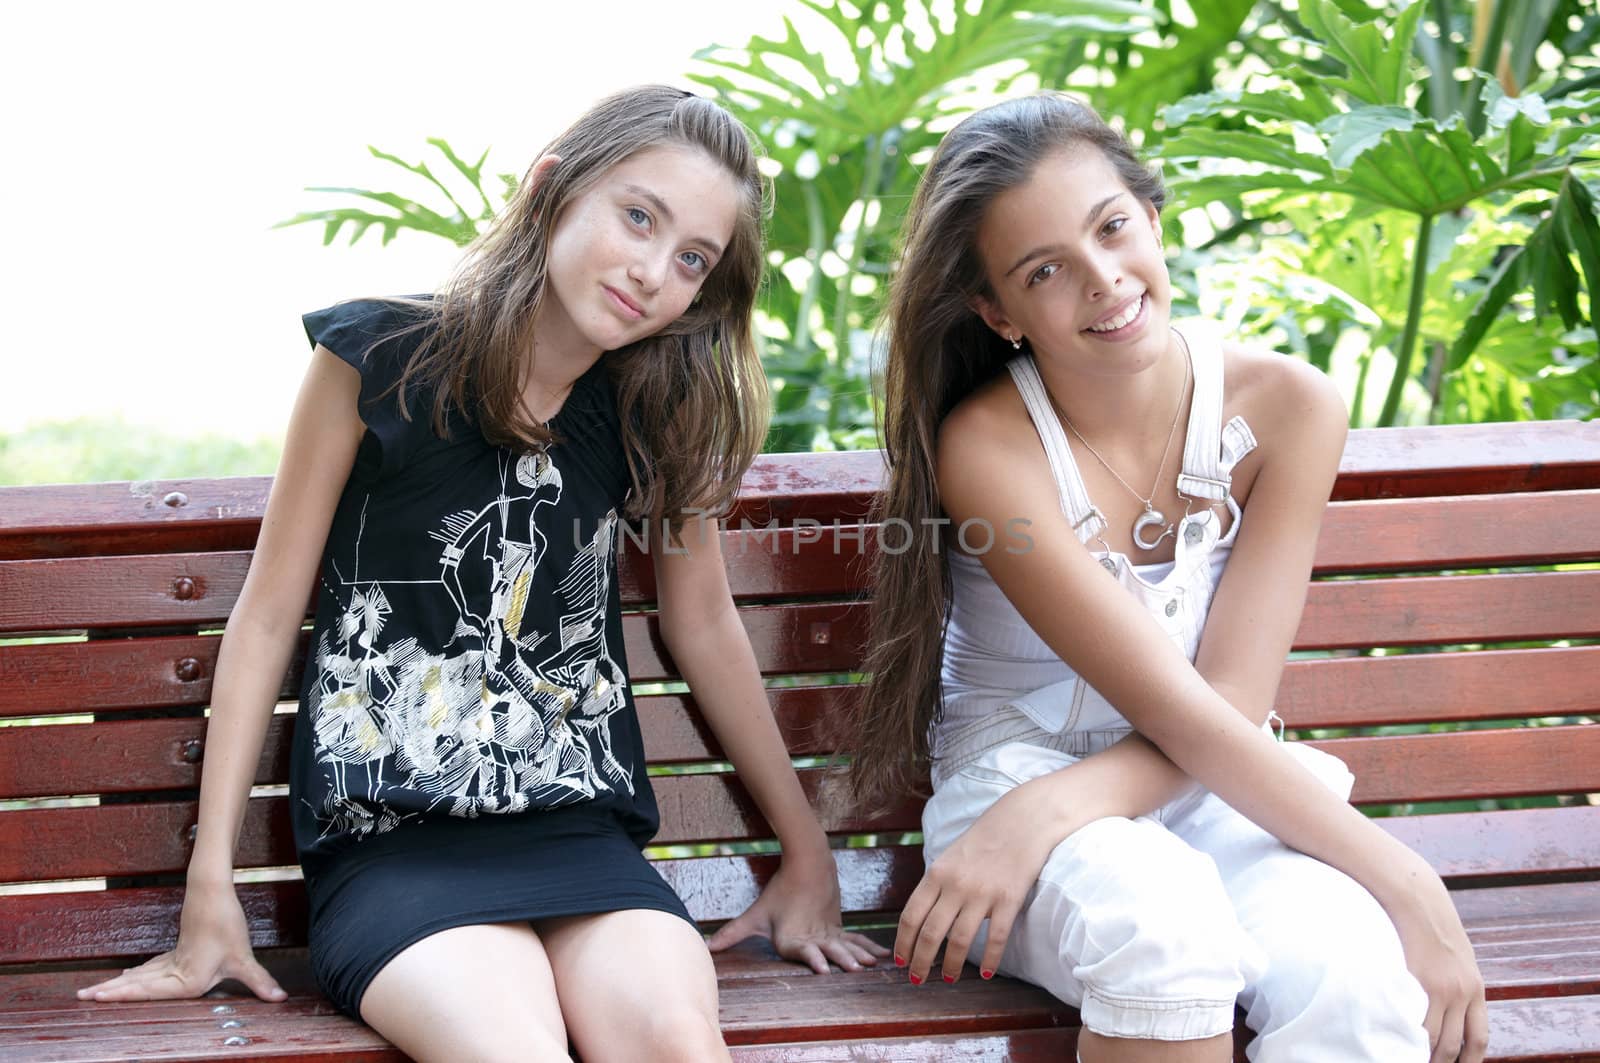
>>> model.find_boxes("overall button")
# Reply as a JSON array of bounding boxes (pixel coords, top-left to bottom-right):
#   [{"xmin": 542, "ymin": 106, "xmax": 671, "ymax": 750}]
[
  {"xmin": 1184, "ymin": 522, "xmax": 1205, "ymax": 546},
  {"xmin": 1100, "ymin": 557, "xmax": 1119, "ymax": 576},
  {"xmin": 1165, "ymin": 599, "xmax": 1179, "ymax": 617}
]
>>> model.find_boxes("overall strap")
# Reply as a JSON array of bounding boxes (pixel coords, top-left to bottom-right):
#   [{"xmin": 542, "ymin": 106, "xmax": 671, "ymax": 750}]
[
  {"xmin": 1175, "ymin": 320, "xmax": 1257, "ymax": 502},
  {"xmin": 1007, "ymin": 355, "xmax": 1107, "ymax": 545}
]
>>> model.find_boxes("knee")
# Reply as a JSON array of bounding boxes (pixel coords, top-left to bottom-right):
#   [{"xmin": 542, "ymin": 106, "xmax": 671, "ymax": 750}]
[
  {"xmin": 1042, "ymin": 820, "xmax": 1260, "ymax": 1001},
  {"xmin": 629, "ymin": 1009, "xmax": 726, "ymax": 1063},
  {"xmin": 1257, "ymin": 941, "xmax": 1426, "ymax": 1034}
]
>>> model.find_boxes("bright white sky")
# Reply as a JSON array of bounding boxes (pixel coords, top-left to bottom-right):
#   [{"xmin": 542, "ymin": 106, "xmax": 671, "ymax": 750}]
[{"xmin": 0, "ymin": 0, "xmax": 786, "ymax": 438}]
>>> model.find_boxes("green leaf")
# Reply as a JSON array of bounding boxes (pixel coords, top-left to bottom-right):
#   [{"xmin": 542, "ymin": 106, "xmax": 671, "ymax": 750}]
[
  {"xmin": 1161, "ymin": 128, "xmax": 1333, "ymax": 175},
  {"xmin": 1555, "ymin": 173, "xmax": 1600, "ymax": 312},
  {"xmin": 1449, "ymin": 245, "xmax": 1529, "ymax": 370},
  {"xmin": 1162, "ymin": 86, "xmax": 1339, "ymax": 128},
  {"xmin": 1298, "ymin": 0, "xmax": 1426, "ymax": 107},
  {"xmin": 1320, "ymin": 106, "xmax": 1418, "ymax": 169}
]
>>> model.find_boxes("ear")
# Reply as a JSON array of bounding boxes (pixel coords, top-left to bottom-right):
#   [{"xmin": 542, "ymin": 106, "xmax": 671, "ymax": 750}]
[
  {"xmin": 524, "ymin": 154, "xmax": 563, "ymax": 199},
  {"xmin": 968, "ymin": 293, "xmax": 1017, "ymax": 344},
  {"xmin": 1145, "ymin": 198, "xmax": 1163, "ymax": 246}
]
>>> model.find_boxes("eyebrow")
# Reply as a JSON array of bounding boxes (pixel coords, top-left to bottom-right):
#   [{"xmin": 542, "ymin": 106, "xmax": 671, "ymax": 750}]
[
  {"xmin": 623, "ymin": 183, "xmax": 725, "ymax": 258},
  {"xmin": 1002, "ymin": 192, "xmax": 1128, "ymax": 277}
]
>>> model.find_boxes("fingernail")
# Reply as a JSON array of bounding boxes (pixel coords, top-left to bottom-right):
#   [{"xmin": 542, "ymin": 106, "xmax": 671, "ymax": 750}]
[
  {"xmin": 894, "ymin": 954, "xmax": 906, "ymax": 967},
  {"xmin": 981, "ymin": 968, "xmax": 995, "ymax": 980},
  {"xmin": 943, "ymin": 974, "xmax": 955, "ymax": 984},
  {"xmin": 908, "ymin": 972, "xmax": 923, "ymax": 985}
]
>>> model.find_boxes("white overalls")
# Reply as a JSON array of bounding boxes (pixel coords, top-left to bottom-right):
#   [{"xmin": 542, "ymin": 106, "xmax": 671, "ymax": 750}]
[{"xmin": 923, "ymin": 323, "xmax": 1429, "ymax": 1058}]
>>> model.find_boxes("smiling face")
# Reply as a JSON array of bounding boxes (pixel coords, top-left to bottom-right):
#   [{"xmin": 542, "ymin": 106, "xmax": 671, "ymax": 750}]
[
  {"xmin": 972, "ymin": 146, "xmax": 1170, "ymax": 378},
  {"xmin": 539, "ymin": 144, "xmax": 740, "ymax": 356}
]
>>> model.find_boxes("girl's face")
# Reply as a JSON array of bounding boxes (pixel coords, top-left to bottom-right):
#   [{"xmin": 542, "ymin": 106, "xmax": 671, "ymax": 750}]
[
  {"xmin": 542, "ymin": 144, "xmax": 740, "ymax": 356},
  {"xmin": 972, "ymin": 146, "xmax": 1170, "ymax": 378}
]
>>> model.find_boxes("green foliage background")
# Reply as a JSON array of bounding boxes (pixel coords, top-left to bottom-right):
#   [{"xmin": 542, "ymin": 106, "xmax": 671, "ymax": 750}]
[
  {"xmin": 6, "ymin": 0, "xmax": 1596, "ymax": 485},
  {"xmin": 282, "ymin": 0, "xmax": 1600, "ymax": 453}
]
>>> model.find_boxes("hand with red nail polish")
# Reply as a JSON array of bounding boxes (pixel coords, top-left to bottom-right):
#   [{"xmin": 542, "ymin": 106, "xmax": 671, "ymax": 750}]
[{"xmin": 891, "ymin": 783, "xmax": 1059, "ymax": 987}]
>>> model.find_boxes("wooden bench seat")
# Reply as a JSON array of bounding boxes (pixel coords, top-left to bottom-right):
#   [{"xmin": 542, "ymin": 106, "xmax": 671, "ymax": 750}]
[{"xmin": 2, "ymin": 419, "xmax": 1599, "ymax": 1060}]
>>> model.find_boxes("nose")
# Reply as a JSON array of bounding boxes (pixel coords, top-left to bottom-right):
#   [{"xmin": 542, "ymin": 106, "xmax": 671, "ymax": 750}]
[
  {"xmin": 627, "ymin": 249, "xmax": 671, "ymax": 295},
  {"xmin": 1082, "ymin": 248, "xmax": 1122, "ymax": 301}
]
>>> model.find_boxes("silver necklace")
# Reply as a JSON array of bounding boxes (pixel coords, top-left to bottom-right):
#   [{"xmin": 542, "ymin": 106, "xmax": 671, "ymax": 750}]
[{"xmin": 1047, "ymin": 330, "xmax": 1192, "ymax": 552}]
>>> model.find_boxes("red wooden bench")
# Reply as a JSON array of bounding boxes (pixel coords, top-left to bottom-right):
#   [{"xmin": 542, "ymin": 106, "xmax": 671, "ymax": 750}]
[{"xmin": 2, "ymin": 419, "xmax": 1599, "ymax": 1061}]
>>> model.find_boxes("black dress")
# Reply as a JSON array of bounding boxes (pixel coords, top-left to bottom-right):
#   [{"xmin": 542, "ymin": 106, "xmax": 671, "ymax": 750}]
[{"xmin": 290, "ymin": 299, "xmax": 691, "ymax": 1018}]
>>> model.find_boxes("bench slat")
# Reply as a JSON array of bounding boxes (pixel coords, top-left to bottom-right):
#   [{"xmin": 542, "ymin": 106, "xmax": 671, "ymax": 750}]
[
  {"xmin": 7, "ymin": 756, "xmax": 1599, "ymax": 888},
  {"xmin": 731, "ymin": 997, "xmax": 1600, "ymax": 1063},
  {"xmin": 7, "ymin": 643, "xmax": 1596, "ymax": 773},
  {"xmin": 4, "ymin": 423, "xmax": 1596, "ymax": 561},
  {"xmin": 0, "ymin": 685, "xmax": 855, "ymax": 797},
  {"xmin": 8, "ymin": 709, "xmax": 1598, "ymax": 812},
  {"xmin": 2, "ymin": 967, "xmax": 1594, "ymax": 1063},
  {"xmin": 1276, "ymin": 646, "xmax": 1600, "ymax": 729},
  {"xmin": 1294, "ymin": 570, "xmax": 1600, "ymax": 650},
  {"xmin": 0, "ymin": 776, "xmax": 921, "ymax": 883},
  {"xmin": 10, "ymin": 487, "xmax": 1600, "ymax": 636},
  {"xmin": 7, "ymin": 570, "xmax": 1599, "ymax": 683},
  {"xmin": 0, "ymin": 634, "xmax": 308, "ymax": 718},
  {"xmin": 1326, "ymin": 726, "xmax": 1600, "ymax": 804},
  {"xmin": 3, "ymin": 833, "xmax": 1596, "ymax": 967}
]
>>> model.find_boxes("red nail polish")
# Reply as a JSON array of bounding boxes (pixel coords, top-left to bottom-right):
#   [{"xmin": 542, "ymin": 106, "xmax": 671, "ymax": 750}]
[
  {"xmin": 943, "ymin": 974, "xmax": 955, "ymax": 984},
  {"xmin": 980, "ymin": 968, "xmax": 995, "ymax": 980},
  {"xmin": 908, "ymin": 972, "xmax": 923, "ymax": 985},
  {"xmin": 894, "ymin": 954, "xmax": 906, "ymax": 967}
]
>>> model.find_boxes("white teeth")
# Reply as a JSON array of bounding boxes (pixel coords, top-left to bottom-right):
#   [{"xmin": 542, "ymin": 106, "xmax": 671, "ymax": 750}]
[{"xmin": 1088, "ymin": 294, "xmax": 1143, "ymax": 333}]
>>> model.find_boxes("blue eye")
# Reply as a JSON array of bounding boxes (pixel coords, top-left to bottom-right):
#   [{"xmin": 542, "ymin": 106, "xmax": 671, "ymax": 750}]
[
  {"xmin": 1027, "ymin": 263, "xmax": 1059, "ymax": 287},
  {"xmin": 626, "ymin": 207, "xmax": 650, "ymax": 228},
  {"xmin": 680, "ymin": 251, "xmax": 708, "ymax": 273}
]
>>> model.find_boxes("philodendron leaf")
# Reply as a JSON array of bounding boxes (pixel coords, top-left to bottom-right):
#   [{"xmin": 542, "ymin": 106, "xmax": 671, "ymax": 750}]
[
  {"xmin": 1298, "ymin": 0, "xmax": 1426, "ymax": 108},
  {"xmin": 1162, "ymin": 85, "xmax": 1340, "ymax": 128},
  {"xmin": 1161, "ymin": 128, "xmax": 1333, "ymax": 175},
  {"xmin": 1320, "ymin": 105, "xmax": 1419, "ymax": 169}
]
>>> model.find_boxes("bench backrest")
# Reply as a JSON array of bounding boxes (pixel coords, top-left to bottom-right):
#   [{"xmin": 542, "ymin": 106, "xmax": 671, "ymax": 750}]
[{"xmin": 3, "ymin": 421, "xmax": 1599, "ymax": 967}]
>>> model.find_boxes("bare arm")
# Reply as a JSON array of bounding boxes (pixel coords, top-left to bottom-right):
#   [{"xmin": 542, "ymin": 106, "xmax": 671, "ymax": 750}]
[
  {"xmin": 1004, "ymin": 356, "xmax": 1349, "ymax": 826},
  {"xmin": 81, "ymin": 346, "xmax": 365, "ymax": 1001},
  {"xmin": 651, "ymin": 513, "xmax": 888, "ymax": 972}
]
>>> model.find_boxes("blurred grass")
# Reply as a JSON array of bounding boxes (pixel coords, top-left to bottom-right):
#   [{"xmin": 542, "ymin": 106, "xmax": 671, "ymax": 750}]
[{"xmin": 0, "ymin": 418, "xmax": 282, "ymax": 486}]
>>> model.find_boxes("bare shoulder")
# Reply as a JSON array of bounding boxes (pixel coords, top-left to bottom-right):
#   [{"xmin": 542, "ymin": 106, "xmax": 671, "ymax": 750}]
[
  {"xmin": 934, "ymin": 368, "xmax": 1044, "ymax": 499},
  {"xmin": 1223, "ymin": 341, "xmax": 1347, "ymax": 457}
]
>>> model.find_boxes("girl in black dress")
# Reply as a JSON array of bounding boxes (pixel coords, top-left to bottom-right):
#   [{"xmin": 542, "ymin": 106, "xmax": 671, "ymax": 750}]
[{"xmin": 80, "ymin": 85, "xmax": 887, "ymax": 1062}]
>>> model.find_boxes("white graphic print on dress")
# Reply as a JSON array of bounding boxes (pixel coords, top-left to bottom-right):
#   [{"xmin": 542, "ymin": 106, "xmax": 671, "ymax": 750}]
[{"xmin": 311, "ymin": 450, "xmax": 635, "ymax": 842}]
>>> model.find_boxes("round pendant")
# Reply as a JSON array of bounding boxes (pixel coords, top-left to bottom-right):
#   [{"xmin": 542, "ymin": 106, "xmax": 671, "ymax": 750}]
[{"xmin": 1132, "ymin": 508, "xmax": 1171, "ymax": 551}]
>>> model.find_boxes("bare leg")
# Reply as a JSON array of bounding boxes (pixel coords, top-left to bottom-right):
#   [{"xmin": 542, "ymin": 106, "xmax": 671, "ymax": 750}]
[
  {"xmin": 1079, "ymin": 1030, "xmax": 1233, "ymax": 1062},
  {"xmin": 537, "ymin": 908, "xmax": 728, "ymax": 1063},
  {"xmin": 360, "ymin": 921, "xmax": 570, "ymax": 1063}
]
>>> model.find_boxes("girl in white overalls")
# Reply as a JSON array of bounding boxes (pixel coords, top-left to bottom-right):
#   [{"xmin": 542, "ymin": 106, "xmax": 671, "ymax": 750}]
[{"xmin": 851, "ymin": 94, "xmax": 1487, "ymax": 1062}]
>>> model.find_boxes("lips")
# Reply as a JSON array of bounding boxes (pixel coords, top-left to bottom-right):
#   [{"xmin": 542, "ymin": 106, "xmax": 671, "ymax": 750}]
[
  {"xmin": 603, "ymin": 285, "xmax": 645, "ymax": 320},
  {"xmin": 1084, "ymin": 292, "xmax": 1146, "ymax": 335}
]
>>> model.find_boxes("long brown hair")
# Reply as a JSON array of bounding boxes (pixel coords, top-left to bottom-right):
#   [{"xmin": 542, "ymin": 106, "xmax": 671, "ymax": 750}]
[
  {"xmin": 387, "ymin": 85, "xmax": 769, "ymax": 528},
  {"xmin": 849, "ymin": 94, "xmax": 1167, "ymax": 812}
]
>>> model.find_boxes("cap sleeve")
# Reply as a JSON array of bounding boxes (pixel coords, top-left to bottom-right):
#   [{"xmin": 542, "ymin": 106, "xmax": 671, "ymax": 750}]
[{"xmin": 303, "ymin": 298, "xmax": 435, "ymax": 480}]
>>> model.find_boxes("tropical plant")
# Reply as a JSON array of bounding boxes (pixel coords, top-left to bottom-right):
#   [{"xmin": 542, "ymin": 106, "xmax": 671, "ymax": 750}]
[
  {"xmin": 690, "ymin": 0, "xmax": 1160, "ymax": 450},
  {"xmin": 1159, "ymin": 0, "xmax": 1600, "ymax": 425},
  {"xmin": 276, "ymin": 139, "xmax": 516, "ymax": 248},
  {"xmin": 278, "ymin": 0, "xmax": 1599, "ymax": 439}
]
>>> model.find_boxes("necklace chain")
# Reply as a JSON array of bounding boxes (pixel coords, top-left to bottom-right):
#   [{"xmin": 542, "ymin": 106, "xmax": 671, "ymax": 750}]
[{"xmin": 1045, "ymin": 329, "xmax": 1193, "ymax": 549}]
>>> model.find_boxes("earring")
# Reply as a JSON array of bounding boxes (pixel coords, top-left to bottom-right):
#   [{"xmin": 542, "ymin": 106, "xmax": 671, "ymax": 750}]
[{"xmin": 1010, "ymin": 335, "xmax": 1022, "ymax": 350}]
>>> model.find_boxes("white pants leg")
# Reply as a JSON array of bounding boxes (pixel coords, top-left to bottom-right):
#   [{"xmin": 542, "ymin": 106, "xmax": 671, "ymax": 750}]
[
  {"xmin": 1167, "ymin": 742, "xmax": 1431, "ymax": 1062},
  {"xmin": 923, "ymin": 742, "xmax": 1264, "ymax": 1041},
  {"xmin": 922, "ymin": 739, "xmax": 1430, "ymax": 1057}
]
